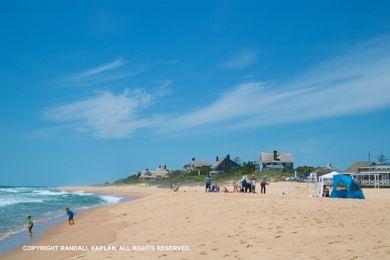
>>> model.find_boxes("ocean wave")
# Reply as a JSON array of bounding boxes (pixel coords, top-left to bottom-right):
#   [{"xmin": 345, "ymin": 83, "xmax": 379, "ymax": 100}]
[
  {"xmin": 32, "ymin": 190, "xmax": 68, "ymax": 196},
  {"xmin": 70, "ymin": 191, "xmax": 94, "ymax": 196},
  {"xmin": 0, "ymin": 188, "xmax": 19, "ymax": 193},
  {"xmin": 0, "ymin": 198, "xmax": 44, "ymax": 207},
  {"xmin": 99, "ymin": 195, "xmax": 122, "ymax": 204}
]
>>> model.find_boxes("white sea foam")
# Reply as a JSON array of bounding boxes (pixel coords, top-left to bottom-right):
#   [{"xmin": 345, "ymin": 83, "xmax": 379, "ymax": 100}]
[
  {"xmin": 99, "ymin": 195, "xmax": 122, "ymax": 204},
  {"xmin": 32, "ymin": 190, "xmax": 68, "ymax": 196},
  {"xmin": 0, "ymin": 197, "xmax": 44, "ymax": 207},
  {"xmin": 70, "ymin": 190, "xmax": 94, "ymax": 196},
  {"xmin": 0, "ymin": 188, "xmax": 19, "ymax": 193}
]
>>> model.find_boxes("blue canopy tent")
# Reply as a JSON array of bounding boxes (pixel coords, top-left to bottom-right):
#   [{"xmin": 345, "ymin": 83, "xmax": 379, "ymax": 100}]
[{"xmin": 330, "ymin": 174, "xmax": 365, "ymax": 199}]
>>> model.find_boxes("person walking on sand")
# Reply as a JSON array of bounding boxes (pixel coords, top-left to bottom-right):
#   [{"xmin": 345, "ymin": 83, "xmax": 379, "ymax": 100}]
[
  {"xmin": 26, "ymin": 215, "xmax": 33, "ymax": 237},
  {"xmin": 65, "ymin": 207, "xmax": 75, "ymax": 225},
  {"xmin": 260, "ymin": 175, "xmax": 268, "ymax": 194}
]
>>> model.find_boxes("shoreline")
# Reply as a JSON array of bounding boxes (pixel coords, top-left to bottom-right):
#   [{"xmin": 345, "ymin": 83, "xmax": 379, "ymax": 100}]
[
  {"xmin": 0, "ymin": 186, "xmax": 140, "ymax": 256},
  {"xmin": 2, "ymin": 183, "xmax": 390, "ymax": 259}
]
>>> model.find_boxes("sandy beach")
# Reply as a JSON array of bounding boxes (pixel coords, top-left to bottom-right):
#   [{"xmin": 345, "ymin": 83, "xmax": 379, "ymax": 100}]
[{"xmin": 2, "ymin": 182, "xmax": 390, "ymax": 260}]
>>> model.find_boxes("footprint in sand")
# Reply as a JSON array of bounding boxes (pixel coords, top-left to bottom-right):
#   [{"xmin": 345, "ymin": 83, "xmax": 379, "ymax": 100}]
[{"xmin": 200, "ymin": 251, "xmax": 208, "ymax": 255}]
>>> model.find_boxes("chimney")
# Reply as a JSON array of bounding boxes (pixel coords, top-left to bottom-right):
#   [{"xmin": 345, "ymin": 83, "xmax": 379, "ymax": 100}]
[
  {"xmin": 273, "ymin": 150, "xmax": 278, "ymax": 161},
  {"xmin": 216, "ymin": 156, "xmax": 219, "ymax": 162},
  {"xmin": 163, "ymin": 165, "xmax": 166, "ymax": 170},
  {"xmin": 226, "ymin": 154, "xmax": 230, "ymax": 160},
  {"xmin": 192, "ymin": 157, "xmax": 195, "ymax": 161}
]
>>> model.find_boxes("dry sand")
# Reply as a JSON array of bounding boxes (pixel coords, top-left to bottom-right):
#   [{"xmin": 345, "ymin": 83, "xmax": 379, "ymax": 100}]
[{"xmin": 2, "ymin": 182, "xmax": 390, "ymax": 260}]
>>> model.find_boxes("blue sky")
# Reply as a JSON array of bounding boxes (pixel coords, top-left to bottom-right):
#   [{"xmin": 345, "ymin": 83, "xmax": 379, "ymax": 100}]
[{"xmin": 1, "ymin": 1, "xmax": 390, "ymax": 186}]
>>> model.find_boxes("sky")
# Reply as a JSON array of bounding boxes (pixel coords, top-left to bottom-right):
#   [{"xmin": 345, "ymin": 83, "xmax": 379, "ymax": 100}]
[{"xmin": 1, "ymin": 1, "xmax": 390, "ymax": 186}]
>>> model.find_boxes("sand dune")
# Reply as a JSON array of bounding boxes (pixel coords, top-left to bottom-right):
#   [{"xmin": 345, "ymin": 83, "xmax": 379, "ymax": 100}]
[{"xmin": 2, "ymin": 182, "xmax": 390, "ymax": 259}]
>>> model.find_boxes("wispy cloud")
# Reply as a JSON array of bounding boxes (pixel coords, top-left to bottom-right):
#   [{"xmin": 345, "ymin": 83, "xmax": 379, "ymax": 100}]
[
  {"xmin": 43, "ymin": 89, "xmax": 160, "ymax": 138},
  {"xmin": 56, "ymin": 58, "xmax": 176, "ymax": 88},
  {"xmin": 72, "ymin": 58, "xmax": 124, "ymax": 80},
  {"xmin": 220, "ymin": 49, "xmax": 257, "ymax": 69},
  {"xmin": 167, "ymin": 37, "xmax": 390, "ymax": 134},
  {"xmin": 154, "ymin": 80, "xmax": 174, "ymax": 97},
  {"xmin": 40, "ymin": 37, "xmax": 390, "ymax": 139}
]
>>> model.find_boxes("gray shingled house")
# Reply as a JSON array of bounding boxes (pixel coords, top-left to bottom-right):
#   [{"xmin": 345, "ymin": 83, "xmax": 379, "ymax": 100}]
[
  {"xmin": 212, "ymin": 154, "xmax": 241, "ymax": 173},
  {"xmin": 259, "ymin": 150, "xmax": 294, "ymax": 172},
  {"xmin": 183, "ymin": 158, "xmax": 212, "ymax": 173}
]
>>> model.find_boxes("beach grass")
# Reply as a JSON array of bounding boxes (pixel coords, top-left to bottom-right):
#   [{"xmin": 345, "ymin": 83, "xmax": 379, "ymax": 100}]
[{"xmin": 110, "ymin": 167, "xmax": 294, "ymax": 188}]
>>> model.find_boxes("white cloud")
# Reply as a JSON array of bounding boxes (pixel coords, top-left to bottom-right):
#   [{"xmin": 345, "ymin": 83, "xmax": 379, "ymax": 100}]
[
  {"xmin": 72, "ymin": 58, "xmax": 124, "ymax": 80},
  {"xmin": 220, "ymin": 49, "xmax": 257, "ymax": 69},
  {"xmin": 164, "ymin": 37, "xmax": 390, "ymax": 134},
  {"xmin": 154, "ymin": 80, "xmax": 174, "ymax": 97},
  {"xmin": 44, "ymin": 89, "xmax": 158, "ymax": 138},
  {"xmin": 41, "ymin": 37, "xmax": 390, "ymax": 139}
]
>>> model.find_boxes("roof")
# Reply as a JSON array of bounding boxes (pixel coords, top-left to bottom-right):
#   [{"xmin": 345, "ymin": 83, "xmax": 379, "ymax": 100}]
[
  {"xmin": 184, "ymin": 160, "xmax": 212, "ymax": 168},
  {"xmin": 347, "ymin": 161, "xmax": 374, "ymax": 173},
  {"xmin": 260, "ymin": 152, "xmax": 293, "ymax": 163},
  {"xmin": 213, "ymin": 156, "xmax": 241, "ymax": 169},
  {"xmin": 213, "ymin": 157, "xmax": 227, "ymax": 169},
  {"xmin": 313, "ymin": 164, "xmax": 341, "ymax": 176},
  {"xmin": 152, "ymin": 167, "xmax": 170, "ymax": 176}
]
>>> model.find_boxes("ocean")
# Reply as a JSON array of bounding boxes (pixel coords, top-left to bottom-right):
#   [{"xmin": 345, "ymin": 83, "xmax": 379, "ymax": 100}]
[{"xmin": 0, "ymin": 186, "xmax": 122, "ymax": 243}]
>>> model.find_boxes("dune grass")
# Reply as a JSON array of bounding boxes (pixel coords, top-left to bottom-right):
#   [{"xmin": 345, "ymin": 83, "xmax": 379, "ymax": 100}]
[{"xmin": 111, "ymin": 166, "xmax": 294, "ymax": 188}]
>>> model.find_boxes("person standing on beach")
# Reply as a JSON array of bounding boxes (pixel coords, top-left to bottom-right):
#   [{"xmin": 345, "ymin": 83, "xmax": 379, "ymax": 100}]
[
  {"xmin": 65, "ymin": 207, "xmax": 75, "ymax": 225},
  {"xmin": 241, "ymin": 176, "xmax": 247, "ymax": 193},
  {"xmin": 250, "ymin": 175, "xmax": 256, "ymax": 193},
  {"xmin": 205, "ymin": 175, "xmax": 212, "ymax": 192},
  {"xmin": 260, "ymin": 176, "xmax": 268, "ymax": 194},
  {"xmin": 26, "ymin": 215, "xmax": 33, "ymax": 237}
]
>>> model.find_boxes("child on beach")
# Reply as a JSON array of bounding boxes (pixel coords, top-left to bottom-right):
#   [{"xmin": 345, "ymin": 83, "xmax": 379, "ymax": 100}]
[
  {"xmin": 26, "ymin": 215, "xmax": 33, "ymax": 237},
  {"xmin": 65, "ymin": 207, "xmax": 75, "ymax": 225}
]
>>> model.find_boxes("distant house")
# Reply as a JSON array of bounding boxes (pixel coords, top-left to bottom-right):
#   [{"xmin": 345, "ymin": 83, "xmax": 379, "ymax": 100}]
[
  {"xmin": 346, "ymin": 161, "xmax": 390, "ymax": 188},
  {"xmin": 212, "ymin": 154, "xmax": 241, "ymax": 173},
  {"xmin": 139, "ymin": 168, "xmax": 154, "ymax": 180},
  {"xmin": 139, "ymin": 165, "xmax": 170, "ymax": 180},
  {"xmin": 183, "ymin": 158, "xmax": 212, "ymax": 172},
  {"xmin": 259, "ymin": 150, "xmax": 293, "ymax": 172},
  {"xmin": 153, "ymin": 165, "xmax": 170, "ymax": 178},
  {"xmin": 347, "ymin": 161, "xmax": 375, "ymax": 173}
]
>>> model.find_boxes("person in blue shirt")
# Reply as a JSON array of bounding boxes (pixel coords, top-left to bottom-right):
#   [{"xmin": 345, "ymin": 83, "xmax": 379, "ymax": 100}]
[
  {"xmin": 65, "ymin": 207, "xmax": 75, "ymax": 224},
  {"xmin": 241, "ymin": 176, "xmax": 247, "ymax": 193},
  {"xmin": 205, "ymin": 175, "xmax": 212, "ymax": 192}
]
